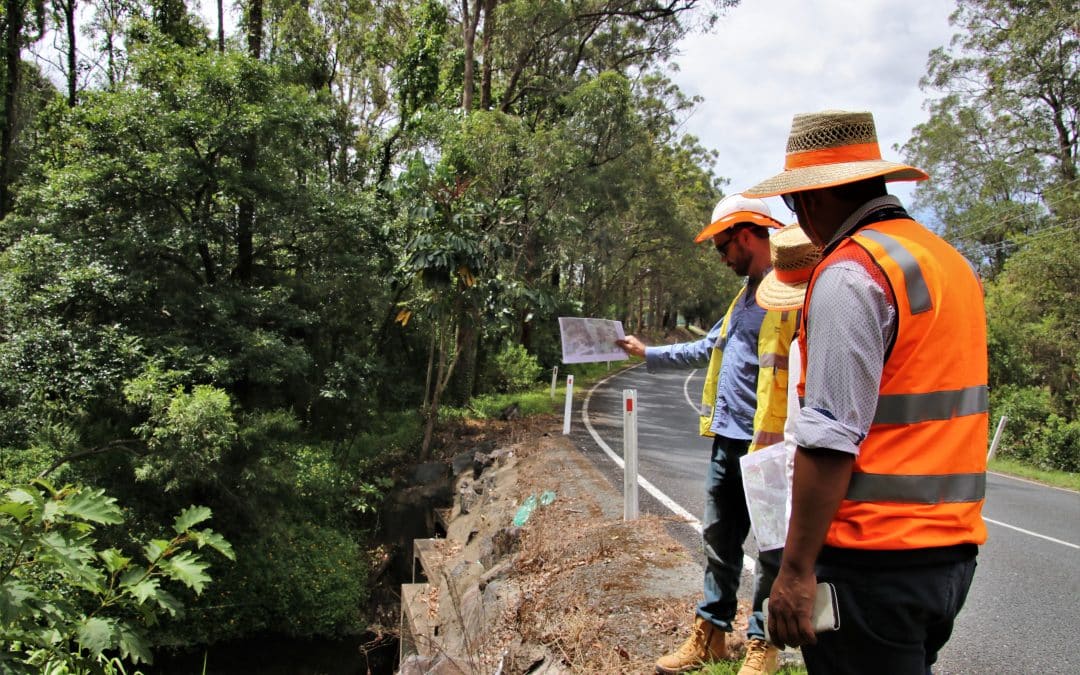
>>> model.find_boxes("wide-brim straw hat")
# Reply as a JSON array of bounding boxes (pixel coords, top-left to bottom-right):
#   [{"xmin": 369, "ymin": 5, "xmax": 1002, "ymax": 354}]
[
  {"xmin": 756, "ymin": 223, "xmax": 823, "ymax": 311},
  {"xmin": 694, "ymin": 193, "xmax": 784, "ymax": 243},
  {"xmin": 744, "ymin": 110, "xmax": 929, "ymax": 198}
]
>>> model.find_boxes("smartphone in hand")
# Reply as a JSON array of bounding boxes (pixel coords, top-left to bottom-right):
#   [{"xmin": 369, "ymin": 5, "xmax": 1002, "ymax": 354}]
[{"xmin": 762, "ymin": 581, "xmax": 840, "ymax": 644}]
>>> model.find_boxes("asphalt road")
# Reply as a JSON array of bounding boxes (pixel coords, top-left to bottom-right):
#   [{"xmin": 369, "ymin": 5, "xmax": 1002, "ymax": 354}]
[{"xmin": 569, "ymin": 363, "xmax": 1080, "ymax": 674}]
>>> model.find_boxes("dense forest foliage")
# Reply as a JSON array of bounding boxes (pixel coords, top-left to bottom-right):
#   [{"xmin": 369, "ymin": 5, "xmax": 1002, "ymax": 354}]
[
  {"xmin": 902, "ymin": 0, "xmax": 1079, "ymax": 474},
  {"xmin": 0, "ymin": 0, "xmax": 1075, "ymax": 670}
]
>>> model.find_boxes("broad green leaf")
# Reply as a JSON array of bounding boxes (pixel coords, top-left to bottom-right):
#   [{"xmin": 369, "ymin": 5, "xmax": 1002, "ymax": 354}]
[
  {"xmin": 98, "ymin": 548, "xmax": 131, "ymax": 574},
  {"xmin": 160, "ymin": 550, "xmax": 210, "ymax": 594},
  {"xmin": 0, "ymin": 522, "xmax": 22, "ymax": 548},
  {"xmin": 30, "ymin": 478, "xmax": 58, "ymax": 497},
  {"xmin": 172, "ymin": 505, "xmax": 212, "ymax": 534},
  {"xmin": 77, "ymin": 616, "xmax": 114, "ymax": 657},
  {"xmin": 63, "ymin": 488, "xmax": 123, "ymax": 525},
  {"xmin": 116, "ymin": 622, "xmax": 153, "ymax": 664},
  {"xmin": 192, "ymin": 529, "xmax": 235, "ymax": 560},
  {"xmin": 0, "ymin": 502, "xmax": 33, "ymax": 522},
  {"xmin": 126, "ymin": 577, "xmax": 161, "ymax": 604},
  {"xmin": 4, "ymin": 488, "xmax": 36, "ymax": 506},
  {"xmin": 39, "ymin": 531, "xmax": 104, "ymax": 590},
  {"xmin": 153, "ymin": 588, "xmax": 183, "ymax": 617},
  {"xmin": 0, "ymin": 580, "xmax": 35, "ymax": 624},
  {"xmin": 41, "ymin": 499, "xmax": 61, "ymax": 524},
  {"xmin": 142, "ymin": 539, "xmax": 170, "ymax": 564},
  {"xmin": 119, "ymin": 565, "xmax": 149, "ymax": 588}
]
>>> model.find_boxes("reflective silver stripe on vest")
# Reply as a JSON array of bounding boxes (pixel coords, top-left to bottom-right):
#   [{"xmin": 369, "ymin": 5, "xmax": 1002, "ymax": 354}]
[
  {"xmin": 874, "ymin": 385, "xmax": 988, "ymax": 425},
  {"xmin": 846, "ymin": 472, "xmax": 986, "ymax": 503},
  {"xmin": 760, "ymin": 352, "xmax": 789, "ymax": 370},
  {"xmin": 859, "ymin": 229, "xmax": 932, "ymax": 314}
]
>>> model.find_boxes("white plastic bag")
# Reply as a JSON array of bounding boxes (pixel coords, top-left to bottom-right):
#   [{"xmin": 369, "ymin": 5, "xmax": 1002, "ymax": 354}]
[{"xmin": 740, "ymin": 442, "xmax": 794, "ymax": 551}]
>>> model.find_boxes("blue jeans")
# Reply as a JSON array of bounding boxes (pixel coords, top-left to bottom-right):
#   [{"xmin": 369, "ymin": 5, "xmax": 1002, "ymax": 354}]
[
  {"xmin": 696, "ymin": 435, "xmax": 751, "ymax": 631},
  {"xmin": 747, "ymin": 548, "xmax": 782, "ymax": 641}
]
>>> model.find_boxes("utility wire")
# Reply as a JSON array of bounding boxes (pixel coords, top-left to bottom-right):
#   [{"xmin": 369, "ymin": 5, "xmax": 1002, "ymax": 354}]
[
  {"xmin": 938, "ymin": 175, "xmax": 1080, "ymax": 245},
  {"xmin": 959, "ymin": 218, "xmax": 1080, "ymax": 259}
]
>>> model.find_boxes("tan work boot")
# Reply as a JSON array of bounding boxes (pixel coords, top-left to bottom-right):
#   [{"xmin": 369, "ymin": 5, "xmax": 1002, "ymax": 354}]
[
  {"xmin": 737, "ymin": 638, "xmax": 779, "ymax": 675},
  {"xmin": 655, "ymin": 615, "xmax": 729, "ymax": 674}
]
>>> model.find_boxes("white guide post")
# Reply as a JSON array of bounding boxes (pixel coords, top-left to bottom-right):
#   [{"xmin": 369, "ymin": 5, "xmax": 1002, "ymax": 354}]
[
  {"xmin": 623, "ymin": 389, "xmax": 639, "ymax": 520},
  {"xmin": 562, "ymin": 375, "xmax": 574, "ymax": 435},
  {"xmin": 550, "ymin": 365, "xmax": 559, "ymax": 399},
  {"xmin": 987, "ymin": 415, "xmax": 1008, "ymax": 462}
]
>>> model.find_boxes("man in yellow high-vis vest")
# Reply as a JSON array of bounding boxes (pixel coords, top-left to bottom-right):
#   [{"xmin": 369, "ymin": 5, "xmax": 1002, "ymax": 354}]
[{"xmin": 616, "ymin": 193, "xmax": 794, "ymax": 675}]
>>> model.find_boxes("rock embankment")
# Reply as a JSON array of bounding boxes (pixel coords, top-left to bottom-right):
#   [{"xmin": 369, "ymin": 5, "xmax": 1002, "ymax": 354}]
[{"xmin": 397, "ymin": 426, "xmax": 708, "ymax": 674}]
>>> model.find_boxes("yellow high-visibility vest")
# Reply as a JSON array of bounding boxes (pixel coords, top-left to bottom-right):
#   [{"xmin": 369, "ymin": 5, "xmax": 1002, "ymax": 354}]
[{"xmin": 699, "ymin": 287, "xmax": 796, "ymax": 452}]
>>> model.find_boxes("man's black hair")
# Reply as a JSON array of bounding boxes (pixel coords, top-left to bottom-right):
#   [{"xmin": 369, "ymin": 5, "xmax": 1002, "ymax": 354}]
[{"xmin": 732, "ymin": 223, "xmax": 772, "ymax": 239}]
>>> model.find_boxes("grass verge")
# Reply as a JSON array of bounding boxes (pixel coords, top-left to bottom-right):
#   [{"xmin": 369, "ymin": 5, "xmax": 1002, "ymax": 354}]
[
  {"xmin": 441, "ymin": 360, "xmax": 642, "ymax": 421},
  {"xmin": 989, "ymin": 456, "xmax": 1080, "ymax": 491}
]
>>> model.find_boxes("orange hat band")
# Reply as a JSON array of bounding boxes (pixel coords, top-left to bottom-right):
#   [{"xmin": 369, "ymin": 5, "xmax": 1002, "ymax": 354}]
[
  {"xmin": 785, "ymin": 142, "xmax": 882, "ymax": 170},
  {"xmin": 773, "ymin": 267, "xmax": 813, "ymax": 284}
]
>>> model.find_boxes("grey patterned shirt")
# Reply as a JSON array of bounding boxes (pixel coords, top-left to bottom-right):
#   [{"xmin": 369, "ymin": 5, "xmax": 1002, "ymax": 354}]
[{"xmin": 789, "ymin": 196, "xmax": 900, "ymax": 456}]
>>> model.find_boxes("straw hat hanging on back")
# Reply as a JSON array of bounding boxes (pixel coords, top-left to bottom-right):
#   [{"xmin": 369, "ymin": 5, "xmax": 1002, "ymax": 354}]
[
  {"xmin": 744, "ymin": 110, "xmax": 929, "ymax": 198},
  {"xmin": 755, "ymin": 224, "xmax": 822, "ymax": 311}
]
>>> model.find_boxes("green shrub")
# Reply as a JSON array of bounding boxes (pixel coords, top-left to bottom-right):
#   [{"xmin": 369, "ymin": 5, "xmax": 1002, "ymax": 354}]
[
  {"xmin": 990, "ymin": 385, "xmax": 1079, "ymax": 473},
  {"xmin": 486, "ymin": 342, "xmax": 542, "ymax": 393},
  {"xmin": 182, "ymin": 521, "xmax": 368, "ymax": 644},
  {"xmin": 990, "ymin": 385, "xmax": 1051, "ymax": 463},
  {"xmin": 1039, "ymin": 414, "xmax": 1080, "ymax": 473}
]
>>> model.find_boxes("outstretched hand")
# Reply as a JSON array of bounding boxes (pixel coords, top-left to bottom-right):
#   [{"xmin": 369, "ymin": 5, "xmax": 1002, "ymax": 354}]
[{"xmin": 615, "ymin": 335, "xmax": 646, "ymax": 358}]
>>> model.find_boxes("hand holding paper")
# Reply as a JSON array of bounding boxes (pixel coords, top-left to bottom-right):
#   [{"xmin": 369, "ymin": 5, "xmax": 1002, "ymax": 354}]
[{"xmin": 558, "ymin": 317, "xmax": 628, "ymax": 364}]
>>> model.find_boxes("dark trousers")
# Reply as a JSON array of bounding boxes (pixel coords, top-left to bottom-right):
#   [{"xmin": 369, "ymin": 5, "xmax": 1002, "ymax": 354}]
[{"xmin": 803, "ymin": 549, "xmax": 977, "ymax": 675}]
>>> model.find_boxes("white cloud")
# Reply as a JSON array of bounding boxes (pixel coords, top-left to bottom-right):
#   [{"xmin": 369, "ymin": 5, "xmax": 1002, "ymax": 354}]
[{"xmin": 669, "ymin": 0, "xmax": 957, "ymax": 215}]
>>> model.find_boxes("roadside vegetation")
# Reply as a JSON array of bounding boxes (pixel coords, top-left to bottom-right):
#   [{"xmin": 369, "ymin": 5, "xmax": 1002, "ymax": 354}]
[{"xmin": 0, "ymin": 0, "xmax": 1074, "ymax": 672}]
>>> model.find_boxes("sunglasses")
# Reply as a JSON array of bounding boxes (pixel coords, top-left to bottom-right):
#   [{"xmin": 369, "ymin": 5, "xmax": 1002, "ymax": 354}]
[
  {"xmin": 781, "ymin": 192, "xmax": 798, "ymax": 213},
  {"xmin": 714, "ymin": 231, "xmax": 738, "ymax": 258}
]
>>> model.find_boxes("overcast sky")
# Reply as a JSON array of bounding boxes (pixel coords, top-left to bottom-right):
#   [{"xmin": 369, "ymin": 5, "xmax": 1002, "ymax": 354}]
[{"xmin": 669, "ymin": 0, "xmax": 958, "ymax": 216}]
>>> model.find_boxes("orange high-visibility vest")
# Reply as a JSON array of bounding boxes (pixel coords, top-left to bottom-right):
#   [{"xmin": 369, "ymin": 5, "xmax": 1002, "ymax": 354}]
[{"xmin": 798, "ymin": 217, "xmax": 989, "ymax": 550}]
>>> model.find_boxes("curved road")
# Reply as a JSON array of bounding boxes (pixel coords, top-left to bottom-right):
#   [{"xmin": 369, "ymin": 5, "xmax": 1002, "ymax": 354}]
[{"xmin": 569, "ymin": 363, "xmax": 1080, "ymax": 674}]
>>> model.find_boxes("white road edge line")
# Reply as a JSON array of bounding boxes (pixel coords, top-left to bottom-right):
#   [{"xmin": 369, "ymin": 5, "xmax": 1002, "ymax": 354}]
[
  {"xmin": 983, "ymin": 517, "xmax": 1079, "ymax": 549},
  {"xmin": 582, "ymin": 364, "xmax": 757, "ymax": 573},
  {"xmin": 682, "ymin": 370, "xmax": 699, "ymax": 412}
]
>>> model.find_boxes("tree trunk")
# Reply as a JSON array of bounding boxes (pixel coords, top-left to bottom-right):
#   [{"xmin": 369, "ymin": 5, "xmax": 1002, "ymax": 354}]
[
  {"xmin": 246, "ymin": 0, "xmax": 262, "ymax": 58},
  {"xmin": 479, "ymin": 0, "xmax": 496, "ymax": 109},
  {"xmin": 421, "ymin": 318, "xmax": 462, "ymax": 460},
  {"xmin": 235, "ymin": 0, "xmax": 262, "ymax": 282},
  {"xmin": 217, "ymin": 0, "xmax": 225, "ymax": 53},
  {"xmin": 64, "ymin": 0, "xmax": 77, "ymax": 106},
  {"xmin": 1, "ymin": 0, "xmax": 24, "ymax": 218},
  {"xmin": 460, "ymin": 0, "xmax": 482, "ymax": 111}
]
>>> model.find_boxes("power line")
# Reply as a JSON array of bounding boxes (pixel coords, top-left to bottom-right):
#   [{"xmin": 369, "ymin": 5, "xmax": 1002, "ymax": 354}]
[
  {"xmin": 939, "ymin": 175, "xmax": 1080, "ymax": 245},
  {"xmin": 959, "ymin": 218, "xmax": 1080, "ymax": 259}
]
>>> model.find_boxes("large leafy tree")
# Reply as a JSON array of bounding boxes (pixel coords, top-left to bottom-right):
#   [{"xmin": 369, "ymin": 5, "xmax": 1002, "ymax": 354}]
[
  {"xmin": 904, "ymin": 0, "xmax": 1080, "ymax": 471},
  {"xmin": 902, "ymin": 0, "xmax": 1079, "ymax": 273},
  {"xmin": 0, "ymin": 0, "xmax": 739, "ymax": 663}
]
